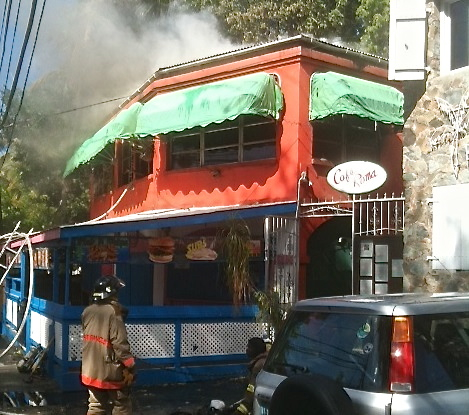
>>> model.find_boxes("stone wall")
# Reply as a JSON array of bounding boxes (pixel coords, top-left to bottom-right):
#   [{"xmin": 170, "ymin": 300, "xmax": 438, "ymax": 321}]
[{"xmin": 403, "ymin": 68, "xmax": 469, "ymax": 292}]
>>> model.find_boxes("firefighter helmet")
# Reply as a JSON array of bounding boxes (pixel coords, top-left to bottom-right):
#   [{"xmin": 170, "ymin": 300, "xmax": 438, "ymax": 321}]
[{"xmin": 92, "ymin": 275, "xmax": 125, "ymax": 301}]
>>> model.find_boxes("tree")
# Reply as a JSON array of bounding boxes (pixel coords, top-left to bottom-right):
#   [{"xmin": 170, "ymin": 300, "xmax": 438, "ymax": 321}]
[
  {"xmin": 356, "ymin": 0, "xmax": 390, "ymax": 55},
  {"xmin": 134, "ymin": 0, "xmax": 389, "ymax": 56},
  {"xmin": 0, "ymin": 78, "xmax": 90, "ymax": 234}
]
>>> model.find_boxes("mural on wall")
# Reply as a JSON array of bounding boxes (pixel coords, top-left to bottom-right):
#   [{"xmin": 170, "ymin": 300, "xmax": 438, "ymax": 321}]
[
  {"xmin": 147, "ymin": 237, "xmax": 176, "ymax": 263},
  {"xmin": 73, "ymin": 237, "xmax": 130, "ymax": 263},
  {"xmin": 430, "ymin": 95, "xmax": 469, "ymax": 178},
  {"xmin": 146, "ymin": 236, "xmax": 261, "ymax": 264}
]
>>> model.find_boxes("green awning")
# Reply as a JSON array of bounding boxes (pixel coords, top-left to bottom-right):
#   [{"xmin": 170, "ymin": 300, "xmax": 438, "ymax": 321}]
[
  {"xmin": 64, "ymin": 73, "xmax": 283, "ymax": 177},
  {"xmin": 64, "ymin": 103, "xmax": 143, "ymax": 177},
  {"xmin": 134, "ymin": 72, "xmax": 284, "ymax": 136},
  {"xmin": 309, "ymin": 72, "xmax": 404, "ymax": 125}
]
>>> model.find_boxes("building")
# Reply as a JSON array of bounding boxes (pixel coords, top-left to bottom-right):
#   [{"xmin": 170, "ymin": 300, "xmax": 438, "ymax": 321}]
[
  {"xmin": 389, "ymin": 0, "xmax": 469, "ymax": 291},
  {"xmin": 2, "ymin": 35, "xmax": 404, "ymax": 390}
]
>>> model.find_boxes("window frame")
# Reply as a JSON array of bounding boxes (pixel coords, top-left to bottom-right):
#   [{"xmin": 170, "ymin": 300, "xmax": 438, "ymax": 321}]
[
  {"xmin": 312, "ymin": 115, "xmax": 382, "ymax": 166},
  {"xmin": 440, "ymin": 0, "xmax": 469, "ymax": 74},
  {"xmin": 117, "ymin": 139, "xmax": 154, "ymax": 187},
  {"xmin": 167, "ymin": 115, "xmax": 277, "ymax": 170}
]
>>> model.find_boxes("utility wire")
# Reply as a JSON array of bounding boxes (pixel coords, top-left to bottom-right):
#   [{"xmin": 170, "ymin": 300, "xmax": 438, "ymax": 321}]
[
  {"xmin": 1, "ymin": 95, "xmax": 131, "ymax": 131},
  {"xmin": 0, "ymin": 0, "xmax": 39, "ymax": 130},
  {"xmin": 2, "ymin": 0, "xmax": 22, "ymax": 103},
  {"xmin": 0, "ymin": 0, "xmax": 46, "ymax": 173},
  {"xmin": 0, "ymin": 0, "xmax": 13, "ymax": 79},
  {"xmin": 54, "ymin": 95, "xmax": 129, "ymax": 115}
]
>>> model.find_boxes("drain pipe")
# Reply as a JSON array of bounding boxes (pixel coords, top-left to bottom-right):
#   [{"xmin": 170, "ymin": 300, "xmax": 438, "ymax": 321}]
[{"xmin": 296, "ymin": 171, "xmax": 311, "ymax": 219}]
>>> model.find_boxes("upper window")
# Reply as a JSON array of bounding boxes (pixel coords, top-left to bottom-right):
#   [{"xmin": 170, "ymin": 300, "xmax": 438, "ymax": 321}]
[
  {"xmin": 92, "ymin": 164, "xmax": 113, "ymax": 196},
  {"xmin": 312, "ymin": 115, "xmax": 381, "ymax": 165},
  {"xmin": 117, "ymin": 139, "xmax": 153, "ymax": 187},
  {"xmin": 441, "ymin": 0, "xmax": 469, "ymax": 73},
  {"xmin": 167, "ymin": 115, "xmax": 277, "ymax": 170}
]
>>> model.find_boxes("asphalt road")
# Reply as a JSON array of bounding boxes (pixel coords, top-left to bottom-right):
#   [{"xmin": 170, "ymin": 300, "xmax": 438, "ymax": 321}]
[{"xmin": 0, "ymin": 338, "xmax": 244, "ymax": 415}]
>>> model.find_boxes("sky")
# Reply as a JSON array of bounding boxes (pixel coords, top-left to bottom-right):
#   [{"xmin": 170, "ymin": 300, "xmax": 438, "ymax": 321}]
[{"xmin": 0, "ymin": 0, "xmax": 238, "ymax": 164}]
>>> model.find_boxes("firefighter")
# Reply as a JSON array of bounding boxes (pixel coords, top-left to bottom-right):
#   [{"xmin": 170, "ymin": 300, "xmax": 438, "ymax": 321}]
[
  {"xmin": 226, "ymin": 337, "xmax": 269, "ymax": 415},
  {"xmin": 81, "ymin": 275, "xmax": 135, "ymax": 415}
]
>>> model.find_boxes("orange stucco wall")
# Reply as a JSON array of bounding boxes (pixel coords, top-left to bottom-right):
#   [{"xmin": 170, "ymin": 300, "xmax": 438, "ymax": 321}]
[{"xmin": 89, "ymin": 45, "xmax": 402, "ymax": 223}]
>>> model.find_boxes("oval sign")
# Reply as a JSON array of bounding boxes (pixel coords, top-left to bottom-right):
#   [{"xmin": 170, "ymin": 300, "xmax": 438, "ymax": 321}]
[{"xmin": 327, "ymin": 161, "xmax": 387, "ymax": 194}]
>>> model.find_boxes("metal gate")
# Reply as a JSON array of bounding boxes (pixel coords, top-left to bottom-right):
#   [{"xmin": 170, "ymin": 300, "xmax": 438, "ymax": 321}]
[
  {"xmin": 264, "ymin": 216, "xmax": 299, "ymax": 307},
  {"xmin": 299, "ymin": 193, "xmax": 405, "ymax": 295},
  {"xmin": 299, "ymin": 193, "xmax": 404, "ymax": 235}
]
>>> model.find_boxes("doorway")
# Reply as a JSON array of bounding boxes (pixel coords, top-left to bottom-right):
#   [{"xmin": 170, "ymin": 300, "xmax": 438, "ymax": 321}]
[{"xmin": 306, "ymin": 217, "xmax": 352, "ymax": 298}]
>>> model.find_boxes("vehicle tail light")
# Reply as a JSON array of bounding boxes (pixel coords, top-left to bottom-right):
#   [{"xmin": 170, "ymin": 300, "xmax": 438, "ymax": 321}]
[{"xmin": 389, "ymin": 316, "xmax": 414, "ymax": 392}]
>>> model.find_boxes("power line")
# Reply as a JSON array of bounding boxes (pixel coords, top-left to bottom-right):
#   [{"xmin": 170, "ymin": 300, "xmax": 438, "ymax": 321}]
[
  {"xmin": 0, "ymin": 0, "xmax": 47, "ymax": 174},
  {"xmin": 54, "ymin": 95, "xmax": 129, "ymax": 115},
  {"xmin": 1, "ymin": 95, "xmax": 130, "ymax": 131},
  {"xmin": 0, "ymin": 0, "xmax": 14, "ymax": 80},
  {"xmin": 2, "ymin": 0, "xmax": 22, "ymax": 99},
  {"xmin": 0, "ymin": 0, "xmax": 39, "ymax": 130}
]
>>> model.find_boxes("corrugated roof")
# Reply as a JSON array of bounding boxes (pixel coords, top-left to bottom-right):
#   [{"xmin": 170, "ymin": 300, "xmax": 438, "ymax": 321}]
[
  {"xmin": 11, "ymin": 201, "xmax": 297, "ymax": 246},
  {"xmin": 119, "ymin": 35, "xmax": 388, "ymax": 110}
]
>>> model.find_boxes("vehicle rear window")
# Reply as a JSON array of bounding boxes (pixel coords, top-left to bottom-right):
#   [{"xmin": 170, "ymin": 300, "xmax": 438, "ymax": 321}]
[
  {"xmin": 264, "ymin": 310, "xmax": 391, "ymax": 392},
  {"xmin": 414, "ymin": 312, "xmax": 469, "ymax": 392}
]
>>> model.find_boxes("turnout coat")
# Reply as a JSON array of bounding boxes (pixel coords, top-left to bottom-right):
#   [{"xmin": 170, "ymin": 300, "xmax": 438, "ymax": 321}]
[
  {"xmin": 235, "ymin": 350, "xmax": 269, "ymax": 415},
  {"xmin": 81, "ymin": 300, "xmax": 135, "ymax": 389}
]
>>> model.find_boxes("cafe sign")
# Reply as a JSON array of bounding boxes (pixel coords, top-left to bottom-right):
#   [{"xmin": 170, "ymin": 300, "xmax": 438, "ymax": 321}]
[{"xmin": 327, "ymin": 161, "xmax": 387, "ymax": 194}]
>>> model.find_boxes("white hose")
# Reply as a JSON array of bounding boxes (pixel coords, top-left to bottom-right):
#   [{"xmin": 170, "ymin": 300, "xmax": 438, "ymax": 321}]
[{"xmin": 0, "ymin": 226, "xmax": 35, "ymax": 358}]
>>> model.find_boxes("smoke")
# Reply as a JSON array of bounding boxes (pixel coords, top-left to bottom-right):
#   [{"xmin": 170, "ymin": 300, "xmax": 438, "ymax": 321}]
[{"xmin": 22, "ymin": 0, "xmax": 236, "ymax": 164}]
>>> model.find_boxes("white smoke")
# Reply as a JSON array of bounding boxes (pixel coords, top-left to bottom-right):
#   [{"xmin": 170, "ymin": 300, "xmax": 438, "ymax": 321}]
[{"xmin": 25, "ymin": 0, "xmax": 237, "ymax": 158}]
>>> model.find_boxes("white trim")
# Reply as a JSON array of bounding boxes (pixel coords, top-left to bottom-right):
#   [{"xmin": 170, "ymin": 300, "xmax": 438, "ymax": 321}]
[
  {"xmin": 440, "ymin": 0, "xmax": 469, "ymax": 74},
  {"xmin": 440, "ymin": 1, "xmax": 452, "ymax": 74},
  {"xmin": 388, "ymin": 0, "xmax": 427, "ymax": 80}
]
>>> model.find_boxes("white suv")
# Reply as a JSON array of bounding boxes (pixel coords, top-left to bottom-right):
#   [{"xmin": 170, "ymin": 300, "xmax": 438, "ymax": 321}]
[{"xmin": 254, "ymin": 293, "xmax": 469, "ymax": 415}]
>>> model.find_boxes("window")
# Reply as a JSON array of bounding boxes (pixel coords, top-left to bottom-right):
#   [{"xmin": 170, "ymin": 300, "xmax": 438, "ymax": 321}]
[
  {"xmin": 264, "ymin": 311, "xmax": 391, "ymax": 392},
  {"xmin": 92, "ymin": 164, "xmax": 113, "ymax": 196},
  {"xmin": 312, "ymin": 115, "xmax": 381, "ymax": 165},
  {"xmin": 168, "ymin": 115, "xmax": 277, "ymax": 170},
  {"xmin": 441, "ymin": 0, "xmax": 469, "ymax": 73},
  {"xmin": 117, "ymin": 139, "xmax": 153, "ymax": 187},
  {"xmin": 414, "ymin": 313, "xmax": 469, "ymax": 392}
]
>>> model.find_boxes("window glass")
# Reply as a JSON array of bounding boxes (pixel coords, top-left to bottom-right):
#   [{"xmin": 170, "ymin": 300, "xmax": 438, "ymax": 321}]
[
  {"xmin": 264, "ymin": 311, "xmax": 391, "ymax": 392},
  {"xmin": 170, "ymin": 133, "xmax": 201, "ymax": 169},
  {"xmin": 168, "ymin": 115, "xmax": 277, "ymax": 170},
  {"xmin": 244, "ymin": 143, "xmax": 276, "ymax": 161},
  {"xmin": 205, "ymin": 127, "xmax": 238, "ymax": 149},
  {"xmin": 92, "ymin": 164, "xmax": 113, "ymax": 196},
  {"xmin": 118, "ymin": 141, "xmax": 132, "ymax": 187},
  {"xmin": 205, "ymin": 147, "xmax": 238, "ymax": 165},
  {"xmin": 312, "ymin": 115, "xmax": 379, "ymax": 165},
  {"xmin": 117, "ymin": 140, "xmax": 153, "ymax": 186},
  {"xmin": 171, "ymin": 152, "xmax": 200, "ymax": 169},
  {"xmin": 414, "ymin": 313, "xmax": 469, "ymax": 392},
  {"xmin": 243, "ymin": 119, "xmax": 276, "ymax": 144},
  {"xmin": 171, "ymin": 133, "xmax": 200, "ymax": 152},
  {"xmin": 450, "ymin": 0, "xmax": 469, "ymax": 70}
]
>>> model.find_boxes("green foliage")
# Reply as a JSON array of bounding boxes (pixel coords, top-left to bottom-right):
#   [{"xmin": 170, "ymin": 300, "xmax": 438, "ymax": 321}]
[
  {"xmin": 0, "ymin": 147, "xmax": 89, "ymax": 234},
  {"xmin": 356, "ymin": 0, "xmax": 389, "ymax": 55},
  {"xmin": 0, "ymin": 79, "xmax": 90, "ymax": 234},
  {"xmin": 254, "ymin": 290, "xmax": 287, "ymax": 335},
  {"xmin": 183, "ymin": 0, "xmax": 388, "ymax": 55},
  {"xmin": 220, "ymin": 219, "xmax": 253, "ymax": 305}
]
